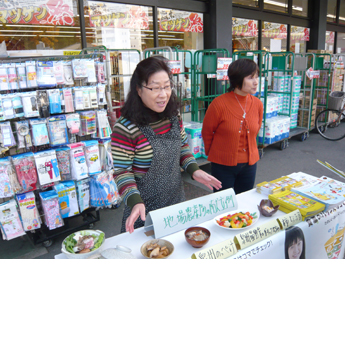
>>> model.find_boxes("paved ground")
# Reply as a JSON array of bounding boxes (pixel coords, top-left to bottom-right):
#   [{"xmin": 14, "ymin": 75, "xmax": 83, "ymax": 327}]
[{"xmin": 1, "ymin": 129, "xmax": 344, "ymax": 259}]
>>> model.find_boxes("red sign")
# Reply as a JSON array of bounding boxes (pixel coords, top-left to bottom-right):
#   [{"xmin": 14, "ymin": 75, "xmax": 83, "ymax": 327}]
[
  {"xmin": 0, "ymin": 0, "xmax": 74, "ymax": 26},
  {"xmin": 232, "ymin": 20, "xmax": 258, "ymax": 37},
  {"xmin": 159, "ymin": 13, "xmax": 203, "ymax": 33}
]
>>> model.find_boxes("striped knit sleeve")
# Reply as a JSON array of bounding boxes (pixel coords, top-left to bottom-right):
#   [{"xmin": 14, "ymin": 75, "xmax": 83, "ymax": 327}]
[
  {"xmin": 178, "ymin": 115, "xmax": 199, "ymax": 176},
  {"xmin": 111, "ymin": 118, "xmax": 143, "ymax": 206}
]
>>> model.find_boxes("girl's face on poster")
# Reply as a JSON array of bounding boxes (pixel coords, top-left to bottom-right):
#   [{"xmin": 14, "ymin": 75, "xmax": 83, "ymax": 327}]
[
  {"xmin": 241, "ymin": 73, "xmax": 259, "ymax": 95},
  {"xmin": 288, "ymin": 238, "xmax": 303, "ymax": 259},
  {"xmin": 138, "ymin": 70, "xmax": 172, "ymax": 113}
]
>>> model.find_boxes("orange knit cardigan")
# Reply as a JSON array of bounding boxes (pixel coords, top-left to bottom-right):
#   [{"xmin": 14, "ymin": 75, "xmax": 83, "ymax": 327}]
[{"xmin": 202, "ymin": 92, "xmax": 264, "ymax": 166}]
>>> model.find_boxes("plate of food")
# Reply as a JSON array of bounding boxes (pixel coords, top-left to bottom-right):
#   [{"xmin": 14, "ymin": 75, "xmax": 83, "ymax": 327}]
[{"xmin": 213, "ymin": 208, "xmax": 259, "ymax": 230}]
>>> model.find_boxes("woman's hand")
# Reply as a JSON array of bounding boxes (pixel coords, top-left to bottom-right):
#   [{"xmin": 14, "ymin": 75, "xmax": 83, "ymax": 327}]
[
  {"xmin": 125, "ymin": 203, "xmax": 146, "ymax": 234},
  {"xmin": 192, "ymin": 170, "xmax": 222, "ymax": 191}
]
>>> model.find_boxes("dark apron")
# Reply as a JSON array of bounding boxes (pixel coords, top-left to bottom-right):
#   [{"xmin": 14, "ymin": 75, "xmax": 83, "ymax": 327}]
[{"xmin": 121, "ymin": 116, "xmax": 185, "ymax": 232}]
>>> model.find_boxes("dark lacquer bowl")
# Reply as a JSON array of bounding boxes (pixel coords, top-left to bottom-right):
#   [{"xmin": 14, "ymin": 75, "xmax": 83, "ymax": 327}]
[
  {"xmin": 258, "ymin": 199, "xmax": 280, "ymax": 217},
  {"xmin": 184, "ymin": 227, "xmax": 211, "ymax": 248}
]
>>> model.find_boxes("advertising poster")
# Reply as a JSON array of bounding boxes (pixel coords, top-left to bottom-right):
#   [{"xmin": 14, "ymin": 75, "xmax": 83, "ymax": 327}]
[{"xmin": 0, "ymin": 0, "xmax": 75, "ymax": 26}]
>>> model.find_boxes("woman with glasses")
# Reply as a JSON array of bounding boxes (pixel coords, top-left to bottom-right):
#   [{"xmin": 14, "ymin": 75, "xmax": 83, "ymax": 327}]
[{"xmin": 111, "ymin": 56, "xmax": 221, "ymax": 234}]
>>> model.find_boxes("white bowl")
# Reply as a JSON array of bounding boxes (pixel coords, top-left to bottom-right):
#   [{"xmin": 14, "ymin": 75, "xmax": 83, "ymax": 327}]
[{"xmin": 61, "ymin": 229, "xmax": 105, "ymax": 259}]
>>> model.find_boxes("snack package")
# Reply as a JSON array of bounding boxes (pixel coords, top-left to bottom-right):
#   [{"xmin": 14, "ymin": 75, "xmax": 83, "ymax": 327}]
[
  {"xmin": 26, "ymin": 61, "xmax": 37, "ymax": 88},
  {"xmin": 98, "ymin": 139, "xmax": 113, "ymax": 171},
  {"xmin": 30, "ymin": 118, "xmax": 50, "ymax": 146},
  {"xmin": 79, "ymin": 110, "xmax": 96, "ymax": 136},
  {"xmin": 15, "ymin": 120, "xmax": 32, "ymax": 149},
  {"xmin": 12, "ymin": 152, "xmax": 38, "ymax": 192},
  {"xmin": 16, "ymin": 191, "xmax": 41, "ymax": 231},
  {"xmin": 54, "ymin": 181, "xmax": 80, "ymax": 218},
  {"xmin": 0, "ymin": 199, "xmax": 26, "ymax": 240},
  {"xmin": 22, "ymin": 91, "xmax": 39, "ymax": 118},
  {"xmin": 11, "ymin": 94, "xmax": 25, "ymax": 117},
  {"xmin": 37, "ymin": 90, "xmax": 50, "ymax": 118},
  {"xmin": 16, "ymin": 62, "xmax": 27, "ymax": 89},
  {"xmin": 0, "ymin": 121, "xmax": 16, "ymax": 147},
  {"xmin": 76, "ymin": 178, "xmax": 90, "ymax": 212},
  {"xmin": 66, "ymin": 113, "xmax": 80, "ymax": 134},
  {"xmin": 47, "ymin": 89, "xmax": 62, "ymax": 114},
  {"xmin": 83, "ymin": 140, "xmax": 101, "ymax": 175},
  {"xmin": 39, "ymin": 190, "xmax": 64, "ymax": 230},
  {"xmin": 36, "ymin": 60, "xmax": 57, "ymax": 88},
  {"xmin": 34, "ymin": 149, "xmax": 61, "ymax": 186},
  {"xmin": 63, "ymin": 60, "xmax": 74, "ymax": 85},
  {"xmin": 47, "ymin": 115, "xmax": 69, "ymax": 146},
  {"xmin": 68, "ymin": 143, "xmax": 89, "ymax": 180},
  {"xmin": 56, "ymin": 147, "xmax": 72, "ymax": 181},
  {"xmin": 0, "ymin": 64, "xmax": 10, "ymax": 91}
]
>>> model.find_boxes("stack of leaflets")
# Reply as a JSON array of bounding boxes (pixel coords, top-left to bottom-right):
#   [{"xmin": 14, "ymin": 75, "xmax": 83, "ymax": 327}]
[
  {"xmin": 290, "ymin": 176, "xmax": 345, "ymax": 211},
  {"xmin": 256, "ymin": 176, "xmax": 303, "ymax": 195},
  {"xmin": 268, "ymin": 190, "xmax": 325, "ymax": 220},
  {"xmin": 287, "ymin": 172, "xmax": 321, "ymax": 189}
]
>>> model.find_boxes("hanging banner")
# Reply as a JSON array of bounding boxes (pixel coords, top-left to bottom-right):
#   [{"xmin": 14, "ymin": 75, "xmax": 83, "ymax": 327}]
[
  {"xmin": 232, "ymin": 18, "xmax": 258, "ymax": 37},
  {"xmin": 88, "ymin": 2, "xmax": 149, "ymax": 29},
  {"xmin": 262, "ymin": 22, "xmax": 287, "ymax": 39},
  {"xmin": 0, "ymin": 0, "xmax": 74, "ymax": 26},
  {"xmin": 291, "ymin": 27, "xmax": 310, "ymax": 41},
  {"xmin": 159, "ymin": 10, "xmax": 203, "ymax": 33}
]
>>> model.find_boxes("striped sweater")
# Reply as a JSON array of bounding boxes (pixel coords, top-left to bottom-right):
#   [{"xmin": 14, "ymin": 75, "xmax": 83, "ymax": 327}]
[
  {"xmin": 202, "ymin": 92, "xmax": 264, "ymax": 166},
  {"xmin": 111, "ymin": 115, "xmax": 199, "ymax": 208}
]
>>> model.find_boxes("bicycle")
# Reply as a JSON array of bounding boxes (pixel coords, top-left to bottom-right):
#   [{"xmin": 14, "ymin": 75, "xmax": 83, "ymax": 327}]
[{"xmin": 315, "ymin": 91, "xmax": 345, "ymax": 141}]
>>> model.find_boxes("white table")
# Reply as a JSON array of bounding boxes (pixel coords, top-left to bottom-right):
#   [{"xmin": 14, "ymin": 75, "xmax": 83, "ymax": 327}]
[{"xmin": 55, "ymin": 187, "xmax": 345, "ymax": 259}]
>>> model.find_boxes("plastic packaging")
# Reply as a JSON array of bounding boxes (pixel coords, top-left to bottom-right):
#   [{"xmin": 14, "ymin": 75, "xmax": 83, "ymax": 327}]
[
  {"xmin": 16, "ymin": 191, "xmax": 41, "ymax": 231},
  {"xmin": 56, "ymin": 147, "xmax": 72, "ymax": 181},
  {"xmin": 0, "ymin": 64, "xmax": 10, "ymax": 91},
  {"xmin": 79, "ymin": 110, "xmax": 96, "ymax": 136},
  {"xmin": 1, "ymin": 96, "xmax": 15, "ymax": 120},
  {"xmin": 98, "ymin": 139, "xmax": 113, "ymax": 171},
  {"xmin": 68, "ymin": 143, "xmax": 89, "ymax": 180},
  {"xmin": 34, "ymin": 149, "xmax": 61, "ymax": 186},
  {"xmin": 36, "ymin": 60, "xmax": 57, "ymax": 88},
  {"xmin": 7, "ymin": 63, "xmax": 18, "ymax": 90},
  {"xmin": 63, "ymin": 88, "xmax": 74, "ymax": 113},
  {"xmin": 54, "ymin": 60, "xmax": 65, "ymax": 85},
  {"xmin": 82, "ymin": 87, "xmax": 91, "ymax": 109},
  {"xmin": 37, "ymin": 90, "xmax": 50, "ymax": 118},
  {"xmin": 73, "ymin": 87, "xmax": 84, "ymax": 110},
  {"xmin": 39, "ymin": 190, "xmax": 64, "ymax": 230},
  {"xmin": 97, "ymin": 84, "xmax": 106, "ymax": 105},
  {"xmin": 0, "ymin": 199, "xmax": 26, "ymax": 240},
  {"xmin": 95, "ymin": 109, "xmax": 111, "ymax": 139},
  {"xmin": 47, "ymin": 115, "xmax": 69, "ymax": 146},
  {"xmin": 63, "ymin": 60, "xmax": 74, "ymax": 85},
  {"xmin": 12, "ymin": 152, "xmax": 38, "ymax": 192},
  {"xmin": 54, "ymin": 181, "xmax": 80, "ymax": 218},
  {"xmin": 30, "ymin": 118, "xmax": 50, "ymax": 146},
  {"xmin": 86, "ymin": 59, "xmax": 97, "ymax": 83},
  {"xmin": 95, "ymin": 61, "xmax": 106, "ymax": 83},
  {"xmin": 26, "ymin": 61, "xmax": 37, "ymax": 88},
  {"xmin": 22, "ymin": 91, "xmax": 39, "ymax": 118},
  {"xmin": 11, "ymin": 94, "xmax": 25, "ymax": 117},
  {"xmin": 15, "ymin": 120, "xmax": 32, "ymax": 149},
  {"xmin": 83, "ymin": 140, "xmax": 101, "ymax": 175},
  {"xmin": 65, "ymin": 113, "xmax": 80, "ymax": 134},
  {"xmin": 0, "ymin": 121, "xmax": 16, "ymax": 147},
  {"xmin": 47, "ymin": 89, "xmax": 62, "ymax": 114},
  {"xmin": 0, "ymin": 157, "xmax": 15, "ymax": 197},
  {"xmin": 89, "ymin": 86, "xmax": 98, "ymax": 108},
  {"xmin": 76, "ymin": 178, "xmax": 90, "ymax": 212},
  {"xmin": 72, "ymin": 59, "xmax": 88, "ymax": 79},
  {"xmin": 16, "ymin": 62, "xmax": 27, "ymax": 89}
]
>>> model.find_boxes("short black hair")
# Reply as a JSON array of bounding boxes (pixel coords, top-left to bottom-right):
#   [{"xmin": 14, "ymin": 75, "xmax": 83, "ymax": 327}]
[
  {"xmin": 121, "ymin": 56, "xmax": 179, "ymax": 126},
  {"xmin": 285, "ymin": 226, "xmax": 306, "ymax": 259},
  {"xmin": 227, "ymin": 58, "xmax": 260, "ymax": 92}
]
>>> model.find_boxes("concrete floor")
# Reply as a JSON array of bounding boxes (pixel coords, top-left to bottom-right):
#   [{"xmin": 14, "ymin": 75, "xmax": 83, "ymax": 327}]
[{"xmin": 2, "ymin": 129, "xmax": 345, "ymax": 259}]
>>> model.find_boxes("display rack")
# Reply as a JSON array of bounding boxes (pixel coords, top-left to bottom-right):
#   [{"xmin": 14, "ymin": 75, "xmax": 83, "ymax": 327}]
[
  {"xmin": 0, "ymin": 52, "xmax": 113, "ymax": 246},
  {"xmin": 295, "ymin": 53, "xmax": 317, "ymax": 134}
]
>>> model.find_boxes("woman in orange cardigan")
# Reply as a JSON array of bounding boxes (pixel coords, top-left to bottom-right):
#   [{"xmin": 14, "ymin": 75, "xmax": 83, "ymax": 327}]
[{"xmin": 202, "ymin": 59, "xmax": 263, "ymax": 194}]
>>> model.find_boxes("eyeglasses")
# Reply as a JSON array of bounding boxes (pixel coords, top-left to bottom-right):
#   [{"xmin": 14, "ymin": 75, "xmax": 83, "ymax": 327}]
[{"xmin": 142, "ymin": 84, "xmax": 173, "ymax": 94}]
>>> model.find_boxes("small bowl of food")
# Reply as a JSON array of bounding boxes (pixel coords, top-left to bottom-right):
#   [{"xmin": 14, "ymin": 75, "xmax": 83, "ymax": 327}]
[
  {"xmin": 141, "ymin": 239, "xmax": 174, "ymax": 259},
  {"xmin": 258, "ymin": 199, "xmax": 280, "ymax": 217},
  {"xmin": 185, "ymin": 227, "xmax": 211, "ymax": 248}
]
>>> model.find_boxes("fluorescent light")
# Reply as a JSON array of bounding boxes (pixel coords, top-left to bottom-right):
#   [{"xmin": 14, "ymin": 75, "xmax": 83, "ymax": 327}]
[
  {"xmin": 45, "ymin": 31, "xmax": 80, "ymax": 34},
  {"xmin": 2, "ymin": 30, "xmax": 44, "ymax": 33},
  {"xmin": 7, "ymin": 24, "xmax": 79, "ymax": 28},
  {"xmin": 158, "ymin": 38, "xmax": 184, "ymax": 41},
  {"xmin": 40, "ymin": 35, "xmax": 74, "ymax": 37},
  {"xmin": 0, "ymin": 34, "xmax": 36, "ymax": 36}
]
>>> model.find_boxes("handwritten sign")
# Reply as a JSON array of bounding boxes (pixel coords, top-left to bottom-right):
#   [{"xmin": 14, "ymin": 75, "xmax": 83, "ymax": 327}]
[
  {"xmin": 168, "ymin": 60, "xmax": 182, "ymax": 74},
  {"xmin": 191, "ymin": 238, "xmax": 237, "ymax": 259},
  {"xmin": 276, "ymin": 209, "xmax": 302, "ymax": 229},
  {"xmin": 217, "ymin": 57, "xmax": 232, "ymax": 70},
  {"xmin": 234, "ymin": 218, "xmax": 281, "ymax": 250},
  {"xmin": 145, "ymin": 188, "xmax": 238, "ymax": 238}
]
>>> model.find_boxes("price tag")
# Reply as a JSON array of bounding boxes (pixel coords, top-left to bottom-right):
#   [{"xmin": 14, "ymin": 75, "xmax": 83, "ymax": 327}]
[
  {"xmin": 234, "ymin": 218, "xmax": 281, "ymax": 250},
  {"xmin": 217, "ymin": 57, "xmax": 232, "ymax": 70},
  {"xmin": 191, "ymin": 238, "xmax": 237, "ymax": 259},
  {"xmin": 168, "ymin": 60, "xmax": 182, "ymax": 74},
  {"xmin": 216, "ymin": 69, "xmax": 229, "ymax": 80}
]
